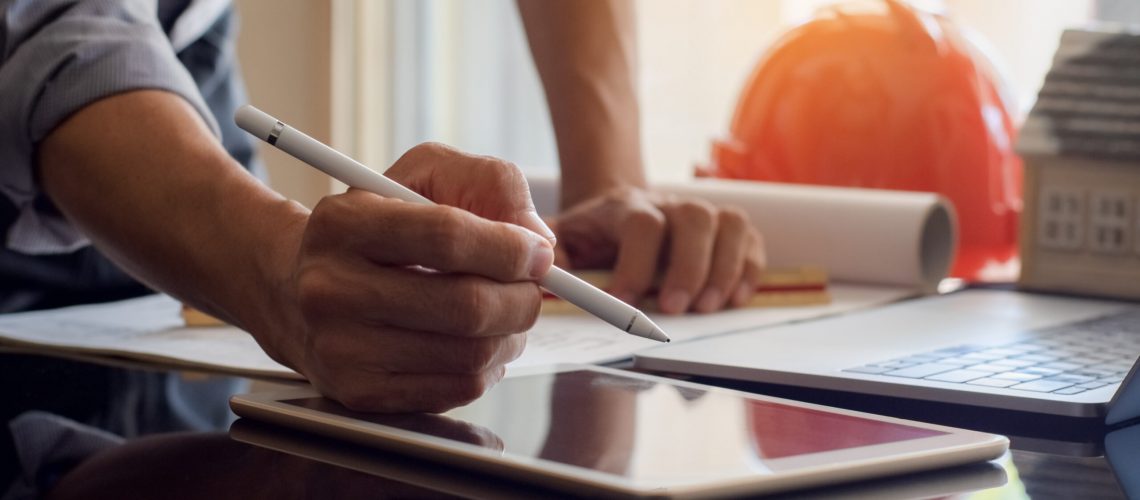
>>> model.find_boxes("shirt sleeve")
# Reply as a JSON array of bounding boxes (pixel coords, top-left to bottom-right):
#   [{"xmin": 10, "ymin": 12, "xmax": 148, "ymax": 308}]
[{"xmin": 0, "ymin": 0, "xmax": 221, "ymax": 254}]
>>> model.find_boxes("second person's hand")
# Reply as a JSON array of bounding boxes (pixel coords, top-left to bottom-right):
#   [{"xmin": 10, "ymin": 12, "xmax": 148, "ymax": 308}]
[{"xmin": 549, "ymin": 186, "xmax": 766, "ymax": 315}]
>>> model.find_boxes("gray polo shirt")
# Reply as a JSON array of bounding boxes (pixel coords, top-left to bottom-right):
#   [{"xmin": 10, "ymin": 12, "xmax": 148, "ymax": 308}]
[
  {"xmin": 0, "ymin": 0, "xmax": 260, "ymax": 312},
  {"xmin": 0, "ymin": 0, "xmax": 233, "ymax": 254}
]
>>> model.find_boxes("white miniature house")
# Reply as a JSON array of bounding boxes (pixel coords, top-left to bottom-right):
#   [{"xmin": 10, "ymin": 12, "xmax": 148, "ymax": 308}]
[{"xmin": 1017, "ymin": 29, "xmax": 1140, "ymax": 300}]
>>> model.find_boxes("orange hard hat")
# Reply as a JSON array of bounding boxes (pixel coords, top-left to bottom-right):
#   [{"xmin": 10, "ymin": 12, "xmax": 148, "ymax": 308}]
[{"xmin": 707, "ymin": 0, "xmax": 1022, "ymax": 280}]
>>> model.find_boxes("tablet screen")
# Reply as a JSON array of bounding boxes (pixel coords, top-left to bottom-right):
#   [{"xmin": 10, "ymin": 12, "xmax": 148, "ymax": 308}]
[{"xmin": 282, "ymin": 369, "xmax": 945, "ymax": 480}]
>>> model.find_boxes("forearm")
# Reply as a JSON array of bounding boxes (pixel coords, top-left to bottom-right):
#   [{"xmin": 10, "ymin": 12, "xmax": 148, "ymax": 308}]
[
  {"xmin": 517, "ymin": 0, "xmax": 645, "ymax": 209},
  {"xmin": 38, "ymin": 90, "xmax": 308, "ymax": 361}
]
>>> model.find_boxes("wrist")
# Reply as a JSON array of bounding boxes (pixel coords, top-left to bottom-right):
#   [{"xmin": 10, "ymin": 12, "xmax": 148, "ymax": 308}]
[
  {"xmin": 559, "ymin": 167, "xmax": 647, "ymax": 210},
  {"xmin": 231, "ymin": 199, "xmax": 311, "ymax": 371}
]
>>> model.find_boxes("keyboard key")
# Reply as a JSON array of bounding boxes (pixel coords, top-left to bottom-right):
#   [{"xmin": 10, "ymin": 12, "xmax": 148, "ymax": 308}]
[
  {"xmin": 1010, "ymin": 380, "xmax": 1075, "ymax": 392},
  {"xmin": 843, "ymin": 366, "xmax": 893, "ymax": 374},
  {"xmin": 1072, "ymin": 369, "xmax": 1114, "ymax": 378},
  {"xmin": 1044, "ymin": 374, "xmax": 1097, "ymax": 384},
  {"xmin": 1063, "ymin": 343, "xmax": 1098, "ymax": 354},
  {"xmin": 878, "ymin": 360, "xmax": 918, "ymax": 369},
  {"xmin": 992, "ymin": 372, "xmax": 1042, "ymax": 382},
  {"xmin": 1066, "ymin": 356, "xmax": 1101, "ymax": 366},
  {"xmin": 883, "ymin": 363, "xmax": 960, "ymax": 379},
  {"xmin": 965, "ymin": 363, "xmax": 1012, "ymax": 373},
  {"xmin": 1040, "ymin": 361, "xmax": 1082, "ymax": 371},
  {"xmin": 932, "ymin": 345, "xmax": 983, "ymax": 355},
  {"xmin": 1079, "ymin": 381, "xmax": 1112, "ymax": 389},
  {"xmin": 993, "ymin": 359, "xmax": 1037, "ymax": 368},
  {"xmin": 962, "ymin": 352, "xmax": 1006, "ymax": 361},
  {"xmin": 1001, "ymin": 343, "xmax": 1045, "ymax": 353},
  {"xmin": 981, "ymin": 348, "xmax": 1026, "ymax": 357},
  {"xmin": 897, "ymin": 355, "xmax": 943, "ymax": 364},
  {"xmin": 1053, "ymin": 386, "xmax": 1088, "ymax": 395},
  {"xmin": 925, "ymin": 370, "xmax": 992, "ymax": 383},
  {"xmin": 998, "ymin": 346, "xmax": 1044, "ymax": 355},
  {"xmin": 937, "ymin": 357, "xmax": 980, "ymax": 367},
  {"xmin": 1019, "ymin": 366, "xmax": 1064, "ymax": 376},
  {"xmin": 967, "ymin": 378, "xmax": 1020, "ymax": 388},
  {"xmin": 1014, "ymin": 354, "xmax": 1058, "ymax": 363}
]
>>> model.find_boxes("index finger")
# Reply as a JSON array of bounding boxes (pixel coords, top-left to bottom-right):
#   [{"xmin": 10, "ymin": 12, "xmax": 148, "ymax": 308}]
[{"xmin": 311, "ymin": 193, "xmax": 554, "ymax": 283}]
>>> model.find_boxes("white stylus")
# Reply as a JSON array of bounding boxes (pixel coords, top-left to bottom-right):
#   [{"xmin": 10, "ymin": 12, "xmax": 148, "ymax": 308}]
[{"xmin": 236, "ymin": 105, "xmax": 669, "ymax": 343}]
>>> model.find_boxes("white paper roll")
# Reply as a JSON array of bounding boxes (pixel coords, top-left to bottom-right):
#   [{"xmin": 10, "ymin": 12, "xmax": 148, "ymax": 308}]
[{"xmin": 529, "ymin": 177, "xmax": 956, "ymax": 292}]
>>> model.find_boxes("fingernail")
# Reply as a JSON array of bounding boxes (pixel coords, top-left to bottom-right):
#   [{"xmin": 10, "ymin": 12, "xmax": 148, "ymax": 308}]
[
  {"xmin": 529, "ymin": 241, "xmax": 555, "ymax": 279},
  {"xmin": 733, "ymin": 282, "xmax": 753, "ymax": 306},
  {"xmin": 696, "ymin": 288, "xmax": 722, "ymax": 313},
  {"xmin": 659, "ymin": 289, "xmax": 690, "ymax": 315},
  {"xmin": 522, "ymin": 211, "xmax": 557, "ymax": 242}
]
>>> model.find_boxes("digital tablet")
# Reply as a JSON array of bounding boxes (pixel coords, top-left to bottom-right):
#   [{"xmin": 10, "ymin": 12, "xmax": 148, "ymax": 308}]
[{"xmin": 229, "ymin": 365, "xmax": 1008, "ymax": 498}]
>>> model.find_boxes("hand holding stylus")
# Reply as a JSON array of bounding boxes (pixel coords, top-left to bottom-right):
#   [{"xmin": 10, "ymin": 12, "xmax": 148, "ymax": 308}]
[
  {"xmin": 270, "ymin": 142, "xmax": 555, "ymax": 412},
  {"xmin": 237, "ymin": 106, "xmax": 667, "ymax": 413}
]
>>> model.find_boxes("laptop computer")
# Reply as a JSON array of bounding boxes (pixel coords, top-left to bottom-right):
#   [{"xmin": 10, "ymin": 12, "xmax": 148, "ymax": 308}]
[{"xmin": 635, "ymin": 289, "xmax": 1140, "ymax": 424}]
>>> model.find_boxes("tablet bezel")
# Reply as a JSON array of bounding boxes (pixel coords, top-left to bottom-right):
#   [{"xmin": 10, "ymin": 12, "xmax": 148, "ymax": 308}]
[{"xmin": 229, "ymin": 364, "xmax": 1008, "ymax": 498}]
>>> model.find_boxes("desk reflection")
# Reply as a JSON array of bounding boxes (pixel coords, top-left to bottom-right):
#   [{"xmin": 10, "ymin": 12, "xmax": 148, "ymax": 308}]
[
  {"xmin": 47, "ymin": 431, "xmax": 463, "ymax": 500},
  {"xmin": 47, "ymin": 419, "xmax": 1134, "ymax": 500}
]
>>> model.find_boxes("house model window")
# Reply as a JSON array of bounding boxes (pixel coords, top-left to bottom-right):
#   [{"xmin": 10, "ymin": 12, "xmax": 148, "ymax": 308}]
[{"xmin": 1018, "ymin": 28, "xmax": 1140, "ymax": 300}]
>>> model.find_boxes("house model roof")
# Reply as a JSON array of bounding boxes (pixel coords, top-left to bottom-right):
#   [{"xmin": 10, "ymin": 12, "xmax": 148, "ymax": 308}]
[{"xmin": 1017, "ymin": 28, "xmax": 1140, "ymax": 162}]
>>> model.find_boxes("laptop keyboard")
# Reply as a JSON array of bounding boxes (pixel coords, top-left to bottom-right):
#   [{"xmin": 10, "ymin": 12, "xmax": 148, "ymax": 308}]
[{"xmin": 844, "ymin": 309, "xmax": 1140, "ymax": 396}]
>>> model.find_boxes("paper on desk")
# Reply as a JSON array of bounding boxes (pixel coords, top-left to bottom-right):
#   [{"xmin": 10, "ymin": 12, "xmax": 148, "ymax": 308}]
[
  {"xmin": 0, "ymin": 284, "xmax": 907, "ymax": 379},
  {"xmin": 510, "ymin": 283, "xmax": 913, "ymax": 368},
  {"xmin": 0, "ymin": 295, "xmax": 299, "ymax": 379},
  {"xmin": 514, "ymin": 178, "xmax": 954, "ymax": 368}
]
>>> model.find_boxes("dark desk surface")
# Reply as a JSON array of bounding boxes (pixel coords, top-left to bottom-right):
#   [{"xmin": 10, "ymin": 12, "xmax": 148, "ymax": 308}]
[{"xmin": 4, "ymin": 355, "xmax": 1136, "ymax": 499}]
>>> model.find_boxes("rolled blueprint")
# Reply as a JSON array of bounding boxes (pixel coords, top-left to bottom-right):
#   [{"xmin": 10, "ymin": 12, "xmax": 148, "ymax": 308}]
[{"xmin": 529, "ymin": 177, "xmax": 956, "ymax": 293}]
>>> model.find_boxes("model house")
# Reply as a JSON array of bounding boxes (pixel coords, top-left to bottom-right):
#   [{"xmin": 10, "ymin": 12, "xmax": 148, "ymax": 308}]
[{"xmin": 1018, "ymin": 28, "xmax": 1140, "ymax": 300}]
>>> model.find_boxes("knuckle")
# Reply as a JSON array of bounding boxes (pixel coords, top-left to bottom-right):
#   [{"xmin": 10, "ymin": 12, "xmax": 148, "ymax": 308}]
[
  {"xmin": 501, "ymin": 160, "xmax": 527, "ymax": 189},
  {"xmin": 510, "ymin": 334, "xmax": 527, "ymax": 363},
  {"xmin": 413, "ymin": 141, "xmax": 451, "ymax": 158},
  {"xmin": 480, "ymin": 155, "xmax": 517, "ymax": 175},
  {"xmin": 424, "ymin": 208, "xmax": 469, "ymax": 266},
  {"xmin": 309, "ymin": 196, "xmax": 349, "ymax": 234},
  {"xmin": 719, "ymin": 207, "xmax": 749, "ymax": 229},
  {"xmin": 481, "ymin": 157, "xmax": 531, "ymax": 202},
  {"xmin": 676, "ymin": 200, "xmax": 716, "ymax": 225},
  {"xmin": 452, "ymin": 373, "xmax": 493, "ymax": 404},
  {"xmin": 623, "ymin": 209, "xmax": 666, "ymax": 235},
  {"xmin": 517, "ymin": 287, "xmax": 543, "ymax": 332},
  {"xmin": 295, "ymin": 267, "xmax": 338, "ymax": 319},
  {"xmin": 449, "ymin": 278, "xmax": 492, "ymax": 335},
  {"xmin": 461, "ymin": 338, "xmax": 500, "ymax": 374}
]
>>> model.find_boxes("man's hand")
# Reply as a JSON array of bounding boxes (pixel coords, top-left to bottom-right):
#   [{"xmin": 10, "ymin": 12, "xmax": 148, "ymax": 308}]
[
  {"xmin": 550, "ymin": 187, "xmax": 765, "ymax": 315},
  {"xmin": 271, "ymin": 143, "xmax": 556, "ymax": 413},
  {"xmin": 40, "ymin": 91, "xmax": 552, "ymax": 415}
]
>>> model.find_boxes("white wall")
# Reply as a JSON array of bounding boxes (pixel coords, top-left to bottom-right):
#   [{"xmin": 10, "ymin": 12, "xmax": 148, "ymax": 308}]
[
  {"xmin": 232, "ymin": 1, "xmax": 1105, "ymax": 197},
  {"xmin": 233, "ymin": 0, "xmax": 332, "ymax": 208}
]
